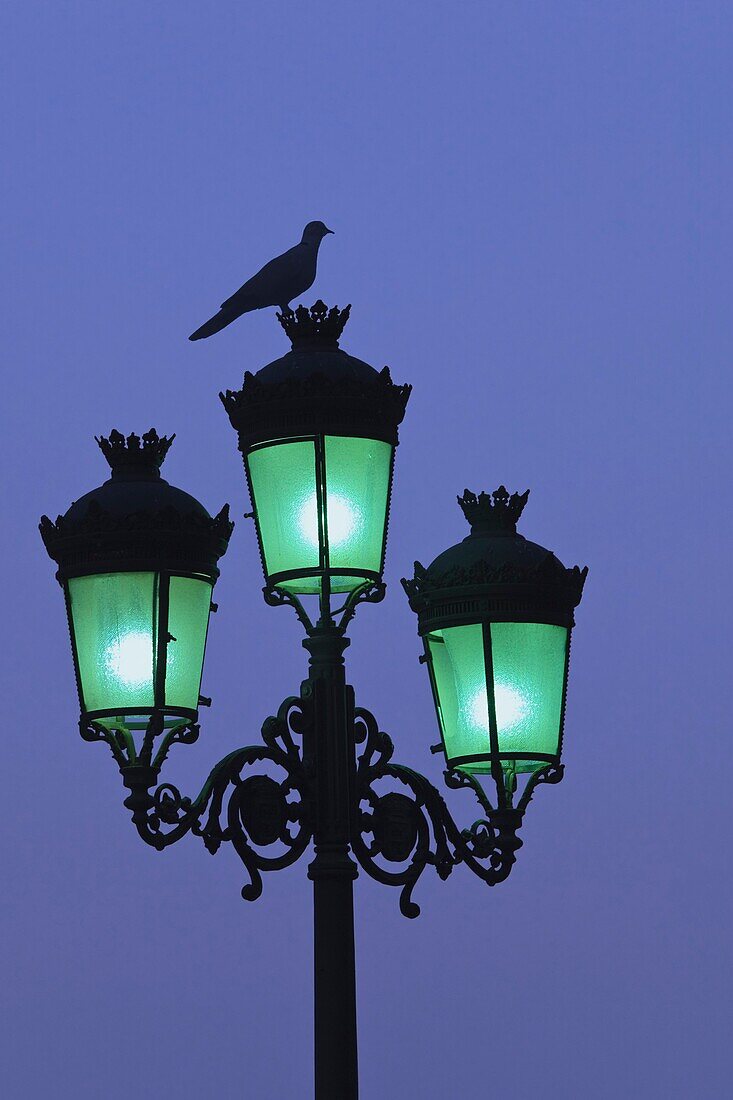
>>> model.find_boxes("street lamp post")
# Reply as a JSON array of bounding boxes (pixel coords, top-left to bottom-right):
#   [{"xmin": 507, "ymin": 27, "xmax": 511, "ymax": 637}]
[{"xmin": 40, "ymin": 302, "xmax": 587, "ymax": 1100}]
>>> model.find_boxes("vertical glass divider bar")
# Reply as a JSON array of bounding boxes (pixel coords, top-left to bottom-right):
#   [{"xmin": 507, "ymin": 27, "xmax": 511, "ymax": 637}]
[
  {"xmin": 244, "ymin": 451, "xmax": 268, "ymax": 583},
  {"xmin": 379, "ymin": 444, "xmax": 396, "ymax": 575},
  {"xmin": 315, "ymin": 435, "xmax": 332, "ymax": 622},
  {"xmin": 154, "ymin": 571, "xmax": 170, "ymax": 713},
  {"xmin": 63, "ymin": 582, "xmax": 85, "ymax": 716},
  {"xmin": 556, "ymin": 628, "xmax": 572, "ymax": 759},
  {"xmin": 482, "ymin": 622, "xmax": 505, "ymax": 804}
]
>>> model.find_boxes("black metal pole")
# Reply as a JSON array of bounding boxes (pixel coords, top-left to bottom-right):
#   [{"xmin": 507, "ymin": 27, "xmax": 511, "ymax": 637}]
[{"xmin": 303, "ymin": 626, "xmax": 359, "ymax": 1100}]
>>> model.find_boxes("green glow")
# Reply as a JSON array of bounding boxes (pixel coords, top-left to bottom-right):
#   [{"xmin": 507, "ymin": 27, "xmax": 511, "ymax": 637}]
[
  {"xmin": 247, "ymin": 435, "xmax": 392, "ymax": 595},
  {"xmin": 427, "ymin": 622, "xmax": 568, "ymax": 773},
  {"xmin": 490, "ymin": 622, "xmax": 567, "ymax": 762},
  {"xmin": 247, "ymin": 440, "xmax": 319, "ymax": 584},
  {"xmin": 68, "ymin": 571, "xmax": 212, "ymax": 720},
  {"xmin": 322, "ymin": 436, "xmax": 391, "ymax": 578},
  {"xmin": 69, "ymin": 572, "xmax": 156, "ymax": 713},
  {"xmin": 468, "ymin": 682, "xmax": 529, "ymax": 731},
  {"xmin": 429, "ymin": 623, "xmax": 487, "ymax": 758},
  {"xmin": 298, "ymin": 492, "xmax": 358, "ymax": 549},
  {"xmin": 103, "ymin": 630, "xmax": 152, "ymax": 690},
  {"xmin": 165, "ymin": 575, "xmax": 213, "ymax": 709}
]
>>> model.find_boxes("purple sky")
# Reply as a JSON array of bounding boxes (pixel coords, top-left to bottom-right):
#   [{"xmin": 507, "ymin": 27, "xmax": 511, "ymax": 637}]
[{"xmin": 3, "ymin": 3, "xmax": 731, "ymax": 1097}]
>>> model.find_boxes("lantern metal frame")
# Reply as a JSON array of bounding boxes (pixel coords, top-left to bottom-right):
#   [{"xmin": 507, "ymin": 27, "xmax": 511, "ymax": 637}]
[
  {"xmin": 242, "ymin": 433, "xmax": 396, "ymax": 599},
  {"xmin": 420, "ymin": 624, "xmax": 571, "ymax": 775},
  {"xmin": 221, "ymin": 302, "xmax": 410, "ymax": 607},
  {"xmin": 403, "ymin": 487, "xmax": 587, "ymax": 785},
  {"xmin": 40, "ymin": 428, "xmax": 233, "ymax": 752},
  {"xmin": 60, "ymin": 568, "xmax": 216, "ymax": 732}
]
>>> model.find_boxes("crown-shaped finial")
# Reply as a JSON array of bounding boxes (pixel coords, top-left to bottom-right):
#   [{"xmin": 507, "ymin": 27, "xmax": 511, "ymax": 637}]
[
  {"xmin": 95, "ymin": 429, "xmax": 175, "ymax": 476},
  {"xmin": 458, "ymin": 486, "xmax": 530, "ymax": 535},
  {"xmin": 276, "ymin": 300, "xmax": 351, "ymax": 348}
]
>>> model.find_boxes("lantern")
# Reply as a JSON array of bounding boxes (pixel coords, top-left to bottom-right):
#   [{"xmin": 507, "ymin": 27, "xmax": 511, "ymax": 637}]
[
  {"xmin": 40, "ymin": 430, "xmax": 233, "ymax": 735},
  {"xmin": 221, "ymin": 302, "xmax": 411, "ymax": 598},
  {"xmin": 403, "ymin": 487, "xmax": 587, "ymax": 783}
]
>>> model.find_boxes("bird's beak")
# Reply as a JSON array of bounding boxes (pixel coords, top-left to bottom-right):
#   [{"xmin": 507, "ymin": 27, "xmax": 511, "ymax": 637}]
[{"xmin": 325, "ymin": 227, "xmax": 334, "ymax": 234}]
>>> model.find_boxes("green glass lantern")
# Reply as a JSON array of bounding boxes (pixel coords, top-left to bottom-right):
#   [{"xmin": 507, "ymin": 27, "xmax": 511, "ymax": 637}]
[
  {"xmin": 40, "ymin": 430, "xmax": 233, "ymax": 736},
  {"xmin": 402, "ymin": 487, "xmax": 587, "ymax": 784},
  {"xmin": 221, "ymin": 302, "xmax": 411, "ymax": 599}
]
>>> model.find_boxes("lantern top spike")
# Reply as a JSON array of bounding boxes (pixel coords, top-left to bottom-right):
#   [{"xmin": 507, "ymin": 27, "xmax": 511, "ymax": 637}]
[
  {"xmin": 95, "ymin": 429, "xmax": 175, "ymax": 478},
  {"xmin": 457, "ymin": 486, "xmax": 530, "ymax": 536},
  {"xmin": 276, "ymin": 300, "xmax": 351, "ymax": 349}
]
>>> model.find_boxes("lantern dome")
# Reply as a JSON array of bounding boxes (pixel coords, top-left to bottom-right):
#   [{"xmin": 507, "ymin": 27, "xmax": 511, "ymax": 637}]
[
  {"xmin": 41, "ymin": 429, "xmax": 232, "ymax": 580},
  {"xmin": 221, "ymin": 300, "xmax": 411, "ymax": 450},
  {"xmin": 403, "ymin": 487, "xmax": 587, "ymax": 633}
]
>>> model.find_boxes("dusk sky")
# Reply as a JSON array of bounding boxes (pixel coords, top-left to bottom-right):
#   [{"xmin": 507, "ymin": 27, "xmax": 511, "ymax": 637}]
[{"xmin": 2, "ymin": 3, "xmax": 731, "ymax": 1097}]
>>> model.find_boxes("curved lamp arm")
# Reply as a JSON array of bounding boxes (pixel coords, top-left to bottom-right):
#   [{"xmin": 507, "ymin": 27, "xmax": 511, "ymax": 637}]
[
  {"xmin": 83, "ymin": 696, "xmax": 313, "ymax": 903},
  {"xmin": 351, "ymin": 705, "xmax": 564, "ymax": 918},
  {"xmin": 81, "ymin": 682, "xmax": 563, "ymax": 915},
  {"xmin": 262, "ymin": 579, "xmax": 386, "ymax": 636}
]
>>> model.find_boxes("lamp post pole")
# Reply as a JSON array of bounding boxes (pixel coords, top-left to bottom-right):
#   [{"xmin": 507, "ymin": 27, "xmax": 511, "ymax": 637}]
[{"xmin": 304, "ymin": 624, "xmax": 359, "ymax": 1098}]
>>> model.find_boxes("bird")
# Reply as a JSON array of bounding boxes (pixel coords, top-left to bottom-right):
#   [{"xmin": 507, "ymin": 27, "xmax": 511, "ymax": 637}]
[{"xmin": 188, "ymin": 221, "xmax": 334, "ymax": 341}]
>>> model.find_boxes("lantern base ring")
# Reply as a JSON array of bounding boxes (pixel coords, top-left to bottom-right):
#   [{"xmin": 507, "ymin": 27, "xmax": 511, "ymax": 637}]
[{"xmin": 262, "ymin": 578, "xmax": 386, "ymax": 636}]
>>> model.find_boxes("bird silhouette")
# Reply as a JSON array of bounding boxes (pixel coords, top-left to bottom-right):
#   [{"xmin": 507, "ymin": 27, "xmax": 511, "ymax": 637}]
[{"xmin": 189, "ymin": 221, "xmax": 334, "ymax": 341}]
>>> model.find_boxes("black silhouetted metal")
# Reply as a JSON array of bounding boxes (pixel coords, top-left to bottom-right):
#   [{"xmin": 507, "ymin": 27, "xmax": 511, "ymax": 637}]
[
  {"xmin": 402, "ymin": 485, "xmax": 587, "ymax": 777},
  {"xmin": 80, "ymin": 576, "xmax": 565, "ymax": 1100},
  {"xmin": 40, "ymin": 429, "xmax": 233, "ymax": 733},
  {"xmin": 41, "ymin": 305, "xmax": 586, "ymax": 1100},
  {"xmin": 189, "ymin": 221, "xmax": 333, "ymax": 340}
]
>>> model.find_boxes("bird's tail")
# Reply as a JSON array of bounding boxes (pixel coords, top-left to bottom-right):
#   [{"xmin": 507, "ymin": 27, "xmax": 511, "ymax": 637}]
[{"xmin": 189, "ymin": 310, "xmax": 235, "ymax": 341}]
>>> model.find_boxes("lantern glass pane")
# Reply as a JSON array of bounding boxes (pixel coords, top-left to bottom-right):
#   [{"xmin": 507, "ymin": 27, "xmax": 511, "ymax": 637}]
[
  {"xmin": 489, "ymin": 622, "xmax": 567, "ymax": 766},
  {"xmin": 323, "ymin": 436, "xmax": 392, "ymax": 586},
  {"xmin": 165, "ymin": 575, "xmax": 213, "ymax": 710},
  {"xmin": 427, "ymin": 625, "xmax": 489, "ymax": 761},
  {"xmin": 247, "ymin": 434, "xmax": 393, "ymax": 595},
  {"xmin": 247, "ymin": 440, "xmax": 319, "ymax": 586},
  {"xmin": 68, "ymin": 572, "xmax": 156, "ymax": 714}
]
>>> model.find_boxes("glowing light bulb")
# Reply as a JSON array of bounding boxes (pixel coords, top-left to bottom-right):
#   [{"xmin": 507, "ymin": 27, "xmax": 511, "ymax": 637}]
[
  {"xmin": 104, "ymin": 631, "xmax": 151, "ymax": 688},
  {"xmin": 494, "ymin": 683, "xmax": 529, "ymax": 729},
  {"xmin": 299, "ymin": 493, "xmax": 358, "ymax": 549},
  {"xmin": 468, "ymin": 683, "xmax": 529, "ymax": 731}
]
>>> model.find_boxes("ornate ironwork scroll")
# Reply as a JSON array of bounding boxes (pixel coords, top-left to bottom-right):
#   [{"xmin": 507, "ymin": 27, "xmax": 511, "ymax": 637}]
[
  {"xmin": 263, "ymin": 578, "xmax": 386, "ymax": 637},
  {"xmin": 85, "ymin": 695, "xmax": 313, "ymax": 902},
  {"xmin": 83, "ymin": 669, "xmax": 563, "ymax": 915},
  {"xmin": 351, "ymin": 705, "xmax": 564, "ymax": 918}
]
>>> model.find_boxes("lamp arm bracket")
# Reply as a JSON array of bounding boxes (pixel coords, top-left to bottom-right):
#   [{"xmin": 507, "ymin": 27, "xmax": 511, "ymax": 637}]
[
  {"xmin": 262, "ymin": 585, "xmax": 316, "ymax": 634},
  {"xmin": 262, "ymin": 579, "xmax": 386, "ymax": 636},
  {"xmin": 334, "ymin": 580, "xmax": 386, "ymax": 633},
  {"xmin": 351, "ymin": 705, "xmax": 564, "ymax": 918},
  {"xmin": 104, "ymin": 695, "xmax": 313, "ymax": 903}
]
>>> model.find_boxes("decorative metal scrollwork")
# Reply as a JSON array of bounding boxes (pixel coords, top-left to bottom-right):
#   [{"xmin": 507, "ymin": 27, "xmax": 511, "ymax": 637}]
[
  {"xmin": 263, "ymin": 578, "xmax": 386, "ymax": 637},
  {"xmin": 88, "ymin": 696, "xmax": 313, "ymax": 902},
  {"xmin": 352, "ymin": 705, "xmax": 563, "ymax": 918},
  {"xmin": 351, "ymin": 707, "xmax": 454, "ymax": 918},
  {"xmin": 84, "ymin": 673, "xmax": 563, "ymax": 915}
]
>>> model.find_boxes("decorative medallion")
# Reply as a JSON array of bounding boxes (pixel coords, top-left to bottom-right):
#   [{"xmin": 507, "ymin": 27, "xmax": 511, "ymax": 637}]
[
  {"xmin": 372, "ymin": 792, "xmax": 420, "ymax": 863},
  {"xmin": 237, "ymin": 775, "xmax": 286, "ymax": 847}
]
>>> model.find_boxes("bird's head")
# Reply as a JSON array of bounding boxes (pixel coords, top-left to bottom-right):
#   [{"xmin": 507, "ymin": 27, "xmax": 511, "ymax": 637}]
[{"xmin": 302, "ymin": 221, "xmax": 334, "ymax": 245}]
